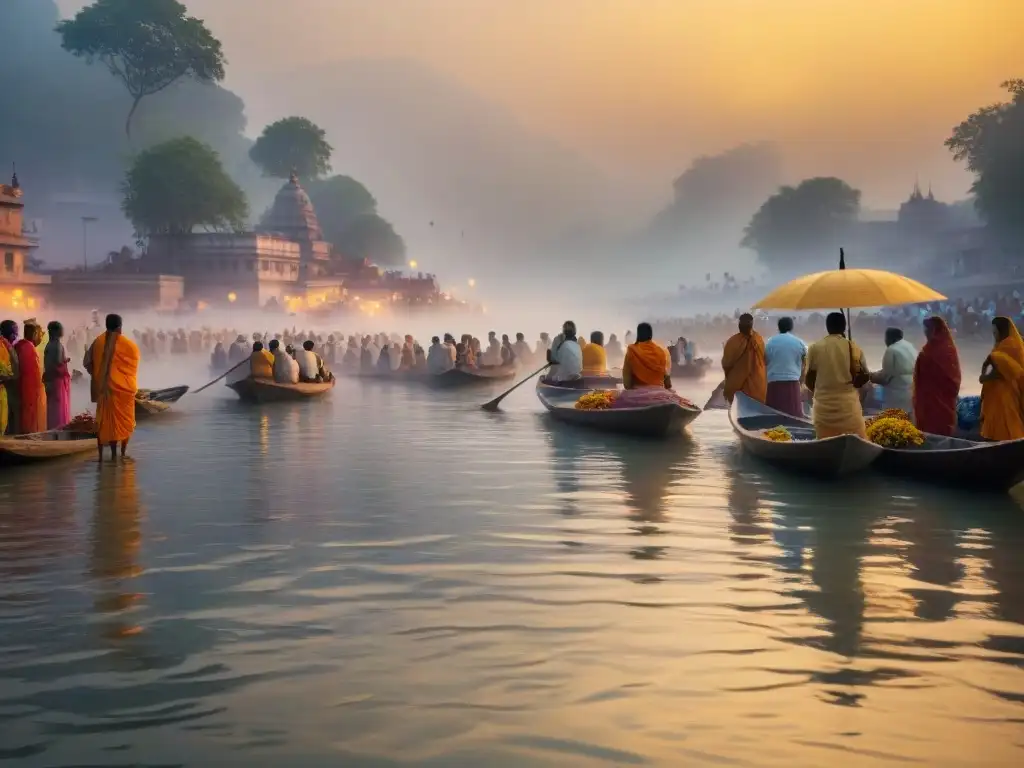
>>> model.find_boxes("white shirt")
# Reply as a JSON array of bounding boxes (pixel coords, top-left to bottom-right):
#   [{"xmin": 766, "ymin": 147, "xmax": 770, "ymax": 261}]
[
  {"xmin": 482, "ymin": 340, "xmax": 502, "ymax": 366},
  {"xmin": 550, "ymin": 335, "xmax": 583, "ymax": 381},
  {"xmin": 514, "ymin": 340, "xmax": 532, "ymax": 362},
  {"xmin": 444, "ymin": 341, "xmax": 457, "ymax": 362},
  {"xmin": 427, "ymin": 343, "xmax": 454, "ymax": 374},
  {"xmin": 295, "ymin": 349, "xmax": 319, "ymax": 380},
  {"xmin": 272, "ymin": 349, "xmax": 299, "ymax": 384},
  {"xmin": 877, "ymin": 339, "xmax": 917, "ymax": 392}
]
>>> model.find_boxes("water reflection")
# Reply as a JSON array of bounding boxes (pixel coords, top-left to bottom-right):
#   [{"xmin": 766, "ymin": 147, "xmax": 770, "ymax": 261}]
[
  {"xmin": 620, "ymin": 442, "xmax": 690, "ymax": 561},
  {"xmin": 90, "ymin": 459, "xmax": 144, "ymax": 640}
]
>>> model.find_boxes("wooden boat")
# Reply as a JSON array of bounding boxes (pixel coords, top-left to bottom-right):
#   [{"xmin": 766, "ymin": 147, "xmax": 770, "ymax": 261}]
[
  {"xmin": 135, "ymin": 385, "xmax": 189, "ymax": 419},
  {"xmin": 427, "ymin": 365, "xmax": 517, "ymax": 389},
  {"xmin": 875, "ymin": 432, "xmax": 1024, "ymax": 492},
  {"xmin": 227, "ymin": 377, "xmax": 335, "ymax": 403},
  {"xmin": 729, "ymin": 393, "xmax": 882, "ymax": 478},
  {"xmin": 0, "ymin": 429, "xmax": 96, "ymax": 465},
  {"xmin": 536, "ymin": 382, "xmax": 701, "ymax": 438},
  {"xmin": 672, "ymin": 358, "xmax": 713, "ymax": 379}
]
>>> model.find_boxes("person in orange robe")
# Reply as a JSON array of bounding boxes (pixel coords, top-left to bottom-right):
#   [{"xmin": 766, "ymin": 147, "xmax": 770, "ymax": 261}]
[
  {"xmin": 979, "ymin": 316, "xmax": 1024, "ymax": 442},
  {"xmin": 85, "ymin": 313, "xmax": 140, "ymax": 461},
  {"xmin": 14, "ymin": 321, "xmax": 46, "ymax": 434},
  {"xmin": 913, "ymin": 316, "xmax": 961, "ymax": 436},
  {"xmin": 622, "ymin": 322, "xmax": 671, "ymax": 389},
  {"xmin": 721, "ymin": 313, "xmax": 767, "ymax": 404}
]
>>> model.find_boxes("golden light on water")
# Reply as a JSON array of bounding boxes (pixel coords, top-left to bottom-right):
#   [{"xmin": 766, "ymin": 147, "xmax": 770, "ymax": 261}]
[{"xmin": 227, "ymin": 291, "xmax": 237, "ymax": 303}]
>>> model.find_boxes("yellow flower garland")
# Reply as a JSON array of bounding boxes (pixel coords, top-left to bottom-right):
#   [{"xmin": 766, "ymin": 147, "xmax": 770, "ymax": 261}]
[
  {"xmin": 865, "ymin": 408, "xmax": 911, "ymax": 429},
  {"xmin": 575, "ymin": 390, "xmax": 618, "ymax": 410},
  {"xmin": 762, "ymin": 426, "xmax": 793, "ymax": 442}
]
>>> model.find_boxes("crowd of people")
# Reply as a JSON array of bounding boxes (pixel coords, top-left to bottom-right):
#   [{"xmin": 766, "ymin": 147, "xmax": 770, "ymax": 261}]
[
  {"xmin": 0, "ymin": 313, "xmax": 140, "ymax": 460},
  {"xmin": 718, "ymin": 310, "xmax": 1024, "ymax": 442}
]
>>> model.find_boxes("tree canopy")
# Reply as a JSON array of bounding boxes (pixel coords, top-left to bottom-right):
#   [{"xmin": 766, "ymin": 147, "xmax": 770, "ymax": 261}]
[
  {"xmin": 250, "ymin": 117, "xmax": 333, "ymax": 180},
  {"xmin": 741, "ymin": 177, "xmax": 861, "ymax": 268},
  {"xmin": 122, "ymin": 136, "xmax": 248, "ymax": 237},
  {"xmin": 334, "ymin": 213, "xmax": 406, "ymax": 267},
  {"xmin": 56, "ymin": 0, "xmax": 226, "ymax": 137},
  {"xmin": 307, "ymin": 175, "xmax": 378, "ymax": 244},
  {"xmin": 946, "ymin": 79, "xmax": 1024, "ymax": 246}
]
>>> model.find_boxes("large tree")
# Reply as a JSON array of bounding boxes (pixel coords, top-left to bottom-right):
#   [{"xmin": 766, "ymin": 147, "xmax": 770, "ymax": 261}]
[
  {"xmin": 307, "ymin": 175, "xmax": 378, "ymax": 244},
  {"xmin": 122, "ymin": 136, "xmax": 248, "ymax": 237},
  {"xmin": 249, "ymin": 117, "xmax": 333, "ymax": 180},
  {"xmin": 334, "ymin": 214, "xmax": 406, "ymax": 267},
  {"xmin": 56, "ymin": 0, "xmax": 225, "ymax": 138},
  {"xmin": 946, "ymin": 79, "xmax": 1024, "ymax": 246},
  {"xmin": 741, "ymin": 177, "xmax": 861, "ymax": 269}
]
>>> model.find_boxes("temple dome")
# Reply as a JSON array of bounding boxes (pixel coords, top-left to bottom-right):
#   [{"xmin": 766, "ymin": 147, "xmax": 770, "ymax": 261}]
[{"xmin": 259, "ymin": 172, "xmax": 324, "ymax": 242}]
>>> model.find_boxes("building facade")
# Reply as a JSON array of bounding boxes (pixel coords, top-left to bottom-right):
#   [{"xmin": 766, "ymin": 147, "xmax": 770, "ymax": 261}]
[{"xmin": 0, "ymin": 174, "xmax": 50, "ymax": 312}]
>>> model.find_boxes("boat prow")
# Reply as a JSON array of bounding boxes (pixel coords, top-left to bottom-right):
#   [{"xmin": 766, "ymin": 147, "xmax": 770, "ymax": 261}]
[
  {"xmin": 536, "ymin": 382, "xmax": 701, "ymax": 438},
  {"xmin": 0, "ymin": 430, "xmax": 97, "ymax": 465},
  {"xmin": 729, "ymin": 393, "xmax": 882, "ymax": 478},
  {"xmin": 135, "ymin": 385, "xmax": 190, "ymax": 419},
  {"xmin": 227, "ymin": 377, "xmax": 335, "ymax": 403}
]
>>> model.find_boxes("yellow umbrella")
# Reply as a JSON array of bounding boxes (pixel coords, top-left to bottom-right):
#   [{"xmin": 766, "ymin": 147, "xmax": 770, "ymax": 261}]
[{"xmin": 753, "ymin": 268, "xmax": 945, "ymax": 310}]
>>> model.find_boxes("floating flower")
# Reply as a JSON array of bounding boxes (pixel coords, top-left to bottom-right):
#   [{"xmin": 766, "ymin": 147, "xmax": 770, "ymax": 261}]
[
  {"xmin": 575, "ymin": 390, "xmax": 618, "ymax": 410},
  {"xmin": 761, "ymin": 426, "xmax": 793, "ymax": 442},
  {"xmin": 867, "ymin": 417, "xmax": 925, "ymax": 448}
]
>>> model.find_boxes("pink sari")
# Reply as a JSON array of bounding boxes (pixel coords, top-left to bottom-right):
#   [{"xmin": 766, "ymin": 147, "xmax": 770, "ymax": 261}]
[{"xmin": 44, "ymin": 339, "xmax": 71, "ymax": 430}]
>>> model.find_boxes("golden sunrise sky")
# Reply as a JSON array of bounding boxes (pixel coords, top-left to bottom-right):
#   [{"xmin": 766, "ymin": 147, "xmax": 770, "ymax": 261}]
[{"xmin": 58, "ymin": 0, "xmax": 1024, "ymax": 208}]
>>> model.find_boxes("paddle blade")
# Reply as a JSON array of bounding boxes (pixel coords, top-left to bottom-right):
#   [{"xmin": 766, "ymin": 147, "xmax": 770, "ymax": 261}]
[
  {"xmin": 703, "ymin": 381, "xmax": 729, "ymax": 410},
  {"xmin": 479, "ymin": 363, "xmax": 551, "ymax": 411}
]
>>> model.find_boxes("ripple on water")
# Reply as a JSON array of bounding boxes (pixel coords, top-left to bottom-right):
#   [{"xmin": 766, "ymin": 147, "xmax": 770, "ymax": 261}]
[{"xmin": 0, "ymin": 374, "xmax": 1022, "ymax": 765}]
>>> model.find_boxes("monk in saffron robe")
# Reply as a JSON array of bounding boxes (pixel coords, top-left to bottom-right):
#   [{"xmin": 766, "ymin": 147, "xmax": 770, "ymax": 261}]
[
  {"xmin": 721, "ymin": 313, "xmax": 767, "ymax": 404},
  {"xmin": 979, "ymin": 316, "xmax": 1024, "ymax": 442},
  {"xmin": 913, "ymin": 316, "xmax": 961, "ymax": 436},
  {"xmin": 85, "ymin": 313, "xmax": 140, "ymax": 461},
  {"xmin": 622, "ymin": 323, "xmax": 671, "ymax": 389},
  {"xmin": 14, "ymin": 322, "xmax": 46, "ymax": 434}
]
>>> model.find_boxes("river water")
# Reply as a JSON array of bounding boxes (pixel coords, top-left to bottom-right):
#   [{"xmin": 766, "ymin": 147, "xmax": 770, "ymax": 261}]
[{"xmin": 1, "ymin": 359, "xmax": 1023, "ymax": 767}]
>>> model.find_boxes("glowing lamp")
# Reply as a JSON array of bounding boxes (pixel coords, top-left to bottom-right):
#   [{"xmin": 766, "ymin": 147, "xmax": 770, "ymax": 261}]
[
  {"xmin": 408, "ymin": 260, "xmax": 418, "ymax": 269},
  {"xmin": 227, "ymin": 291, "xmax": 237, "ymax": 303}
]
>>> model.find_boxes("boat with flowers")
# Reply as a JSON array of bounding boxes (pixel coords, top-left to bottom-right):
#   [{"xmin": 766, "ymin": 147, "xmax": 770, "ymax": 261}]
[
  {"xmin": 729, "ymin": 393, "xmax": 882, "ymax": 478},
  {"xmin": 536, "ymin": 382, "xmax": 701, "ymax": 438},
  {"xmin": 0, "ymin": 417, "xmax": 97, "ymax": 465},
  {"xmin": 227, "ymin": 377, "xmax": 335, "ymax": 403}
]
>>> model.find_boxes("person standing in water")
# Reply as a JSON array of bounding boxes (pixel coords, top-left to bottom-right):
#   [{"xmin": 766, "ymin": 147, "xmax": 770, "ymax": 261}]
[{"xmin": 85, "ymin": 314, "xmax": 140, "ymax": 461}]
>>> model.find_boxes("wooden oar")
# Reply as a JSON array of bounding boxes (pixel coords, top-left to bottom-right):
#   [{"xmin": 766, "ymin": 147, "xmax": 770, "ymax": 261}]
[
  {"xmin": 481, "ymin": 363, "xmax": 551, "ymax": 412},
  {"xmin": 192, "ymin": 357, "xmax": 249, "ymax": 395}
]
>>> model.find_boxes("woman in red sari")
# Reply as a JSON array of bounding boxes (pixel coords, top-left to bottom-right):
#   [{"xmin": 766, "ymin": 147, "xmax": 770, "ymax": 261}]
[
  {"xmin": 913, "ymin": 316, "xmax": 961, "ymax": 435},
  {"xmin": 14, "ymin": 321, "xmax": 46, "ymax": 434}
]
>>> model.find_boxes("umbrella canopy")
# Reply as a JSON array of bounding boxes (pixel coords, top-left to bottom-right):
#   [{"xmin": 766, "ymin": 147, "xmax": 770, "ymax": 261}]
[{"xmin": 753, "ymin": 268, "xmax": 946, "ymax": 310}]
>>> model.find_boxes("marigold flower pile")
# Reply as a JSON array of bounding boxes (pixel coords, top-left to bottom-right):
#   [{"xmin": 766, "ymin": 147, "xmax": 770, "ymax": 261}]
[
  {"xmin": 864, "ymin": 408, "xmax": 911, "ymax": 429},
  {"xmin": 866, "ymin": 417, "xmax": 925, "ymax": 448},
  {"xmin": 575, "ymin": 390, "xmax": 618, "ymax": 410},
  {"xmin": 761, "ymin": 426, "xmax": 793, "ymax": 442},
  {"xmin": 65, "ymin": 411, "xmax": 97, "ymax": 434}
]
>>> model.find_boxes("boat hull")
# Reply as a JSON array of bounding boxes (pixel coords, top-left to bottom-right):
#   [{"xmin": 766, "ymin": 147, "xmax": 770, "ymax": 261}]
[
  {"xmin": 0, "ymin": 430, "xmax": 96, "ymax": 465},
  {"xmin": 427, "ymin": 365, "xmax": 517, "ymax": 389},
  {"xmin": 537, "ymin": 383, "xmax": 701, "ymax": 438},
  {"xmin": 227, "ymin": 378, "xmax": 335, "ymax": 403},
  {"xmin": 876, "ymin": 434, "xmax": 1024, "ymax": 492},
  {"xmin": 729, "ymin": 393, "xmax": 882, "ymax": 478}
]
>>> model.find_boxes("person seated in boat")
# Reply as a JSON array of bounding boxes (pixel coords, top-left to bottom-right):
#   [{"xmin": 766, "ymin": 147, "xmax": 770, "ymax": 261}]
[
  {"xmin": 400, "ymin": 336, "xmax": 416, "ymax": 369},
  {"xmin": 377, "ymin": 345, "xmax": 393, "ymax": 373},
  {"xmin": 805, "ymin": 312, "xmax": 869, "ymax": 439},
  {"xmin": 582, "ymin": 331, "xmax": 608, "ymax": 377},
  {"xmin": 343, "ymin": 338, "xmax": 360, "ymax": 369},
  {"xmin": 721, "ymin": 313, "xmax": 767, "ymax": 404},
  {"xmin": 210, "ymin": 342, "xmax": 228, "ymax": 371},
  {"xmin": 269, "ymin": 339, "xmax": 299, "ymax": 384},
  {"xmin": 228, "ymin": 335, "xmax": 248, "ymax": 365},
  {"xmin": 454, "ymin": 342, "xmax": 471, "ymax": 368},
  {"xmin": 481, "ymin": 332, "xmax": 502, "ymax": 367},
  {"xmin": 470, "ymin": 338, "xmax": 484, "ymax": 365},
  {"xmin": 869, "ymin": 327, "xmax": 916, "ymax": 416},
  {"xmin": 460, "ymin": 336, "xmax": 477, "ymax": 368},
  {"xmin": 296, "ymin": 340, "xmax": 322, "ymax": 383},
  {"xmin": 513, "ymin": 333, "xmax": 532, "ymax": 365},
  {"xmin": 979, "ymin": 316, "xmax": 1024, "ymax": 441},
  {"xmin": 764, "ymin": 316, "xmax": 807, "ymax": 417},
  {"xmin": 541, "ymin": 320, "xmax": 584, "ymax": 387},
  {"xmin": 913, "ymin": 316, "xmax": 961, "ymax": 436},
  {"xmin": 669, "ymin": 337, "xmax": 683, "ymax": 370},
  {"xmin": 428, "ymin": 336, "xmax": 454, "ymax": 374},
  {"xmin": 622, "ymin": 323, "xmax": 671, "ymax": 391},
  {"xmin": 604, "ymin": 334, "xmax": 624, "ymax": 366},
  {"xmin": 247, "ymin": 341, "xmax": 274, "ymax": 381},
  {"xmin": 443, "ymin": 334, "xmax": 458, "ymax": 365},
  {"xmin": 386, "ymin": 342, "xmax": 402, "ymax": 371},
  {"xmin": 535, "ymin": 333, "xmax": 551, "ymax": 359},
  {"xmin": 413, "ymin": 341, "xmax": 426, "ymax": 369},
  {"xmin": 501, "ymin": 334, "xmax": 516, "ymax": 366},
  {"xmin": 684, "ymin": 338, "xmax": 697, "ymax": 365}
]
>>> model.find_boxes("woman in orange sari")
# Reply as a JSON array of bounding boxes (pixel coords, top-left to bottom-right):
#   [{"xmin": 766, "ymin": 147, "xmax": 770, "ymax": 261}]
[
  {"xmin": 14, "ymin": 322, "xmax": 46, "ymax": 434},
  {"xmin": 979, "ymin": 316, "xmax": 1024, "ymax": 442},
  {"xmin": 618, "ymin": 322, "xmax": 686, "ymax": 408},
  {"xmin": 913, "ymin": 316, "xmax": 961, "ymax": 436}
]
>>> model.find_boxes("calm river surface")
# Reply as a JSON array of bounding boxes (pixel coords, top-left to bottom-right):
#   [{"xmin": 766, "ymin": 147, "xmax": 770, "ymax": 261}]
[{"xmin": 1, "ymin": 365, "xmax": 1023, "ymax": 767}]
